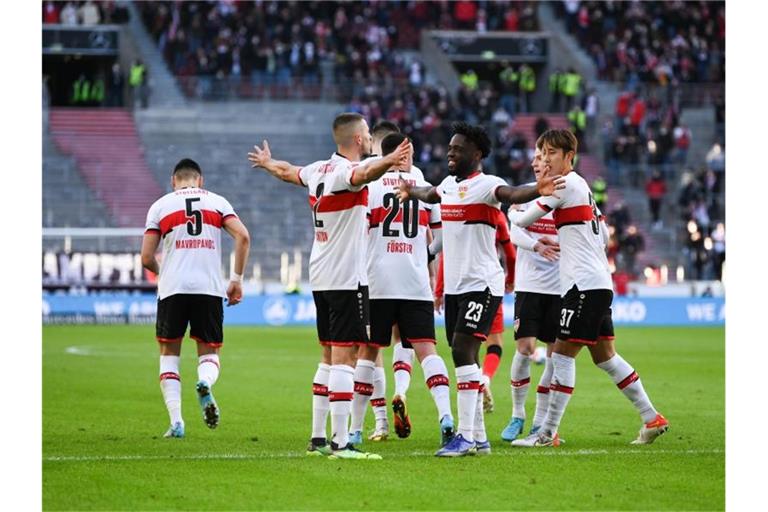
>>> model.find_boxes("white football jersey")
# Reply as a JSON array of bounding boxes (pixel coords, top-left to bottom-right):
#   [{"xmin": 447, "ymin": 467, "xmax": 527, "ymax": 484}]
[
  {"xmin": 367, "ymin": 170, "xmax": 441, "ymax": 300},
  {"xmin": 145, "ymin": 187, "xmax": 237, "ymax": 300},
  {"xmin": 508, "ymin": 185, "xmax": 560, "ymax": 295},
  {"xmin": 298, "ymin": 153, "xmax": 369, "ymax": 291},
  {"xmin": 437, "ymin": 171, "xmax": 507, "ymax": 296},
  {"xmin": 509, "ymin": 172, "xmax": 612, "ymax": 294}
]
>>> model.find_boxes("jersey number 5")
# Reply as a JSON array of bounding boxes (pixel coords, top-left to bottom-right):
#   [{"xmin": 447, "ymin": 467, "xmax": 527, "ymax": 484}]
[
  {"xmin": 185, "ymin": 198, "xmax": 202, "ymax": 236},
  {"xmin": 382, "ymin": 192, "xmax": 418, "ymax": 238}
]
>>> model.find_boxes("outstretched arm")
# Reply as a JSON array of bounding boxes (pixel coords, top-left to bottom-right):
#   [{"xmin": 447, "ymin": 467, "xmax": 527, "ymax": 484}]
[
  {"xmin": 247, "ymin": 140, "xmax": 303, "ymax": 186},
  {"xmin": 495, "ymin": 166, "xmax": 566, "ymax": 205},
  {"xmin": 350, "ymin": 139, "xmax": 412, "ymax": 186},
  {"xmin": 397, "ymin": 182, "xmax": 441, "ymax": 204}
]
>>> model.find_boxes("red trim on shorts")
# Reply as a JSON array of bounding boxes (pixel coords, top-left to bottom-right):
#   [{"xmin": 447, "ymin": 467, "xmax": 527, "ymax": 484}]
[
  {"xmin": 598, "ymin": 335, "xmax": 616, "ymax": 341},
  {"xmin": 550, "ymin": 383, "xmax": 574, "ymax": 394},
  {"xmin": 617, "ymin": 371, "xmax": 639, "ymax": 390},
  {"xmin": 457, "ymin": 381, "xmax": 481, "ymax": 391},
  {"xmin": 199, "ymin": 358, "xmax": 220, "ymax": 369},
  {"xmin": 564, "ymin": 337, "xmax": 598, "ymax": 346},
  {"xmin": 319, "ymin": 340, "xmax": 358, "ymax": 347},
  {"xmin": 159, "ymin": 372, "xmax": 180, "ymax": 382},
  {"xmin": 312, "ymin": 384, "xmax": 329, "ymax": 396},
  {"xmin": 472, "ymin": 332, "xmax": 488, "ymax": 341},
  {"xmin": 406, "ymin": 338, "xmax": 436, "ymax": 345},
  {"xmin": 156, "ymin": 336, "xmax": 183, "ymax": 343},
  {"xmin": 511, "ymin": 377, "xmax": 531, "ymax": 388},
  {"xmin": 354, "ymin": 382, "xmax": 374, "ymax": 395},
  {"xmin": 393, "ymin": 361, "xmax": 412, "ymax": 373},
  {"xmin": 329, "ymin": 392, "xmax": 354, "ymax": 402},
  {"xmin": 370, "ymin": 398, "xmax": 387, "ymax": 407},
  {"xmin": 553, "ymin": 205, "xmax": 594, "ymax": 228},
  {"xmin": 426, "ymin": 375, "xmax": 449, "ymax": 388},
  {"xmin": 191, "ymin": 335, "xmax": 222, "ymax": 347},
  {"xmin": 536, "ymin": 385, "xmax": 550, "ymax": 394}
]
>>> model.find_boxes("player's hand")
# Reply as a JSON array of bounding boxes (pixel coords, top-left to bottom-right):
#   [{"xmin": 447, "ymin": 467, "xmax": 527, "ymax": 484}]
[
  {"xmin": 536, "ymin": 164, "xmax": 565, "ymax": 198},
  {"xmin": 397, "ymin": 177, "xmax": 412, "ymax": 201},
  {"xmin": 534, "ymin": 240, "xmax": 560, "ymax": 261},
  {"xmin": 434, "ymin": 294, "xmax": 444, "ymax": 314},
  {"xmin": 226, "ymin": 281, "xmax": 243, "ymax": 306},
  {"xmin": 247, "ymin": 140, "xmax": 272, "ymax": 168},
  {"xmin": 386, "ymin": 138, "xmax": 412, "ymax": 168}
]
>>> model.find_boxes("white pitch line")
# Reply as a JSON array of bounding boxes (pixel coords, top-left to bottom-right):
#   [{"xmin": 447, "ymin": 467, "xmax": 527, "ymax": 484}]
[{"xmin": 44, "ymin": 448, "xmax": 723, "ymax": 463}]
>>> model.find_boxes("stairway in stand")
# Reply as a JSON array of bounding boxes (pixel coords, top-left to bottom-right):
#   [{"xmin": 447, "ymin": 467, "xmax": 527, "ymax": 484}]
[{"xmin": 48, "ymin": 108, "xmax": 164, "ymax": 227}]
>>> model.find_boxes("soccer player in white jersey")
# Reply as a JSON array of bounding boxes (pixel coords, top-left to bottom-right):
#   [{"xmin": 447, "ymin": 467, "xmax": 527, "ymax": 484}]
[
  {"xmin": 141, "ymin": 159, "xmax": 251, "ymax": 438},
  {"xmin": 247, "ymin": 113, "xmax": 411, "ymax": 460},
  {"xmin": 397, "ymin": 122, "xmax": 565, "ymax": 457},
  {"xmin": 508, "ymin": 129, "xmax": 669, "ymax": 447},
  {"xmin": 501, "ymin": 147, "xmax": 563, "ymax": 442},
  {"xmin": 348, "ymin": 131, "xmax": 455, "ymax": 449}
]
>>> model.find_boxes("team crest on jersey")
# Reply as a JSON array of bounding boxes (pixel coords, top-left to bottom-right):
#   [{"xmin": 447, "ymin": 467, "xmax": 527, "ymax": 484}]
[{"xmin": 458, "ymin": 184, "xmax": 469, "ymax": 199}]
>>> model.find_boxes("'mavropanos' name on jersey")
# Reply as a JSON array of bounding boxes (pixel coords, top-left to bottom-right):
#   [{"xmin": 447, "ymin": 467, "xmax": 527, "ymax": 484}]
[{"xmin": 175, "ymin": 238, "xmax": 215, "ymax": 249}]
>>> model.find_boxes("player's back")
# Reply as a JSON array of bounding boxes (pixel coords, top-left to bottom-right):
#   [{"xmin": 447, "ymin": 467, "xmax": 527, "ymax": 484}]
[
  {"xmin": 549, "ymin": 172, "xmax": 611, "ymax": 292},
  {"xmin": 300, "ymin": 153, "xmax": 369, "ymax": 291},
  {"xmin": 366, "ymin": 170, "xmax": 439, "ymax": 300},
  {"xmin": 511, "ymin": 187, "xmax": 560, "ymax": 294},
  {"xmin": 145, "ymin": 187, "xmax": 236, "ymax": 300}
]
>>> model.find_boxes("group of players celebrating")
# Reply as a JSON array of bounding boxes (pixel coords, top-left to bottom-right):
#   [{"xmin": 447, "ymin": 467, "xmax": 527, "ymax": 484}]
[{"xmin": 143, "ymin": 111, "xmax": 668, "ymax": 459}]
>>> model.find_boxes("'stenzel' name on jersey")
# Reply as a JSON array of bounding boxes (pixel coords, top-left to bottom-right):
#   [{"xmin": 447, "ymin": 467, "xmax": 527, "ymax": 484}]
[{"xmin": 175, "ymin": 239, "xmax": 215, "ymax": 249}]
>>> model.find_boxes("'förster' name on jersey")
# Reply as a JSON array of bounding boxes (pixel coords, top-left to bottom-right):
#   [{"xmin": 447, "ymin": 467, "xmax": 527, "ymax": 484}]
[
  {"xmin": 367, "ymin": 170, "xmax": 441, "ymax": 301},
  {"xmin": 145, "ymin": 187, "xmax": 237, "ymax": 300}
]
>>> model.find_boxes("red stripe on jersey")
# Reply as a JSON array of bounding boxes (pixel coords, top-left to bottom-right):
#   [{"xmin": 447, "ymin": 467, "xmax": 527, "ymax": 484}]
[
  {"xmin": 368, "ymin": 207, "xmax": 430, "ymax": 227},
  {"xmin": 158, "ymin": 209, "xmax": 223, "ymax": 236},
  {"xmin": 329, "ymin": 392, "xmax": 354, "ymax": 402},
  {"xmin": 311, "ymin": 188, "xmax": 369, "ymax": 213},
  {"xmin": 617, "ymin": 371, "xmax": 639, "ymax": 390},
  {"xmin": 550, "ymin": 383, "xmax": 574, "ymax": 394},
  {"xmin": 441, "ymin": 203, "xmax": 499, "ymax": 225},
  {"xmin": 457, "ymin": 381, "xmax": 481, "ymax": 391},
  {"xmin": 526, "ymin": 219, "xmax": 558, "ymax": 235},
  {"xmin": 553, "ymin": 205, "xmax": 594, "ymax": 228}
]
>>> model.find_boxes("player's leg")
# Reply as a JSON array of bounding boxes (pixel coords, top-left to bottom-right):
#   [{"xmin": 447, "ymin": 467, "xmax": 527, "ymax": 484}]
[
  {"xmin": 307, "ymin": 291, "xmax": 332, "ymax": 456},
  {"xmin": 530, "ymin": 295, "xmax": 561, "ymax": 434},
  {"xmin": 350, "ymin": 299, "xmax": 391, "ymax": 444},
  {"xmin": 401, "ymin": 300, "xmax": 453, "ymax": 446},
  {"xmin": 588, "ymin": 315, "xmax": 668, "ymax": 444},
  {"xmin": 481, "ymin": 305, "xmax": 505, "ymax": 413},
  {"xmin": 189, "ymin": 295, "xmax": 224, "ymax": 430},
  {"xmin": 501, "ymin": 336, "xmax": 535, "ymax": 441},
  {"xmin": 368, "ymin": 350, "xmax": 389, "ymax": 441},
  {"xmin": 392, "ymin": 324, "xmax": 415, "ymax": 399},
  {"xmin": 156, "ymin": 295, "xmax": 187, "ymax": 438}
]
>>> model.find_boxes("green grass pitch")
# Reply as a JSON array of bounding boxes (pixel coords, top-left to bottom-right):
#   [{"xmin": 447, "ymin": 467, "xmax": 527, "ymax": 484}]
[{"xmin": 43, "ymin": 325, "xmax": 723, "ymax": 510}]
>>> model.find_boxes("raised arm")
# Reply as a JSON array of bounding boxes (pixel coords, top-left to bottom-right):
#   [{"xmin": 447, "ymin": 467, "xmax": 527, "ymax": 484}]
[
  {"xmin": 495, "ymin": 166, "xmax": 566, "ymax": 205},
  {"xmin": 397, "ymin": 181, "xmax": 441, "ymax": 204},
  {"xmin": 223, "ymin": 217, "xmax": 251, "ymax": 306},
  {"xmin": 508, "ymin": 203, "xmax": 550, "ymax": 228},
  {"xmin": 350, "ymin": 139, "xmax": 412, "ymax": 186},
  {"xmin": 247, "ymin": 140, "xmax": 303, "ymax": 186}
]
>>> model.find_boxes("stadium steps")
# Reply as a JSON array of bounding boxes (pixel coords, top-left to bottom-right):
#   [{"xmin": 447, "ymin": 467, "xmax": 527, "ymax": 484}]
[{"xmin": 48, "ymin": 108, "xmax": 164, "ymax": 227}]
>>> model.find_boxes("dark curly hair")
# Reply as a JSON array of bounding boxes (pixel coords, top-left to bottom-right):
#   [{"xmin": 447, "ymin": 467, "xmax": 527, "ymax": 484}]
[{"xmin": 451, "ymin": 121, "xmax": 492, "ymax": 158}]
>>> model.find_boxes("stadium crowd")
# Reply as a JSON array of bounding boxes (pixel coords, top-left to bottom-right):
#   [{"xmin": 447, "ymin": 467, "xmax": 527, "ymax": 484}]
[{"xmin": 43, "ymin": 1, "xmax": 130, "ymax": 25}]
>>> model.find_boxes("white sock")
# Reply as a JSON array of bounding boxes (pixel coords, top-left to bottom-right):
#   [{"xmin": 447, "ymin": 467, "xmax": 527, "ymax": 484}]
[
  {"xmin": 421, "ymin": 354, "xmax": 452, "ymax": 420},
  {"xmin": 474, "ymin": 377, "xmax": 488, "ymax": 443},
  {"xmin": 532, "ymin": 356, "xmax": 554, "ymax": 428},
  {"xmin": 543, "ymin": 353, "xmax": 576, "ymax": 435},
  {"xmin": 328, "ymin": 364, "xmax": 354, "ymax": 449},
  {"xmin": 197, "ymin": 354, "xmax": 220, "ymax": 387},
  {"xmin": 371, "ymin": 366, "xmax": 388, "ymax": 429},
  {"xmin": 456, "ymin": 364, "xmax": 480, "ymax": 442},
  {"xmin": 393, "ymin": 342, "xmax": 414, "ymax": 397},
  {"xmin": 311, "ymin": 363, "xmax": 330, "ymax": 440},
  {"xmin": 597, "ymin": 354, "xmax": 658, "ymax": 423},
  {"xmin": 159, "ymin": 355, "xmax": 182, "ymax": 425},
  {"xmin": 510, "ymin": 350, "xmax": 532, "ymax": 419},
  {"xmin": 350, "ymin": 359, "xmax": 375, "ymax": 433}
]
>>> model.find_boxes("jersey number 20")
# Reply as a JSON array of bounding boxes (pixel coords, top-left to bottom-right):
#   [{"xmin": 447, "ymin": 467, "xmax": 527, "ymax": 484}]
[{"xmin": 382, "ymin": 193, "xmax": 418, "ymax": 238}]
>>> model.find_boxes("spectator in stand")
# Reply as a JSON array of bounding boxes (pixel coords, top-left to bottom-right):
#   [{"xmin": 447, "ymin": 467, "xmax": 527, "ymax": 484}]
[
  {"xmin": 711, "ymin": 222, "xmax": 725, "ymax": 280},
  {"xmin": 561, "ymin": 67, "xmax": 581, "ymax": 111},
  {"xmin": 460, "ymin": 69, "xmax": 479, "ymax": 91},
  {"xmin": 499, "ymin": 61, "xmax": 519, "ymax": 115},
  {"xmin": 79, "ymin": 1, "xmax": 101, "ymax": 26},
  {"xmin": 130, "ymin": 59, "xmax": 149, "ymax": 109},
  {"xmin": 629, "ymin": 95, "xmax": 646, "ymax": 135},
  {"xmin": 518, "ymin": 63, "xmax": 536, "ymax": 113},
  {"xmin": 620, "ymin": 225, "xmax": 645, "ymax": 276},
  {"xmin": 673, "ymin": 123, "xmax": 692, "ymax": 164},
  {"xmin": 60, "ymin": 2, "xmax": 78, "ymax": 26},
  {"xmin": 705, "ymin": 141, "xmax": 725, "ymax": 190},
  {"xmin": 568, "ymin": 104, "xmax": 587, "ymax": 152},
  {"xmin": 645, "ymin": 170, "xmax": 667, "ymax": 230},
  {"xmin": 610, "ymin": 202, "xmax": 631, "ymax": 236},
  {"xmin": 453, "ymin": 0, "xmax": 478, "ymax": 30},
  {"xmin": 583, "ymin": 88, "xmax": 599, "ymax": 136},
  {"xmin": 43, "ymin": 1, "xmax": 60, "ymax": 24},
  {"xmin": 592, "ymin": 176, "xmax": 607, "ymax": 212},
  {"xmin": 107, "ymin": 62, "xmax": 124, "ymax": 107}
]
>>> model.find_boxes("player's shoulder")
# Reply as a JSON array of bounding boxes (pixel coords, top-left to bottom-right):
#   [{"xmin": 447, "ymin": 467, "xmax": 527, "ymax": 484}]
[{"xmin": 358, "ymin": 155, "xmax": 382, "ymax": 167}]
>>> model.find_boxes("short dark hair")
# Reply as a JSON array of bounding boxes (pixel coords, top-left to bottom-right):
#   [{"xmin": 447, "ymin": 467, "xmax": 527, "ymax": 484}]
[
  {"xmin": 451, "ymin": 121, "xmax": 492, "ymax": 158},
  {"xmin": 372, "ymin": 120, "xmax": 400, "ymax": 138},
  {"xmin": 381, "ymin": 132, "xmax": 407, "ymax": 157},
  {"xmin": 173, "ymin": 158, "xmax": 202, "ymax": 176},
  {"xmin": 535, "ymin": 129, "xmax": 578, "ymax": 156},
  {"xmin": 332, "ymin": 112, "xmax": 365, "ymax": 134}
]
